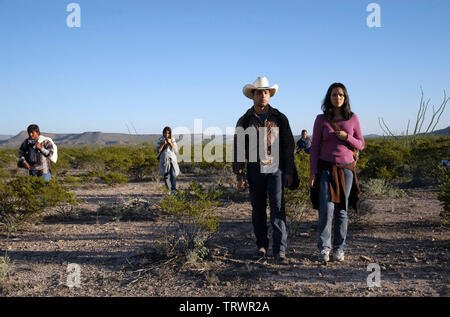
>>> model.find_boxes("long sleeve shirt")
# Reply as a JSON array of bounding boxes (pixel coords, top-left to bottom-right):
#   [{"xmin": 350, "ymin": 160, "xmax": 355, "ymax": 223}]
[
  {"xmin": 18, "ymin": 138, "xmax": 54, "ymax": 173},
  {"xmin": 309, "ymin": 113, "xmax": 365, "ymax": 175},
  {"xmin": 296, "ymin": 137, "xmax": 312, "ymax": 154},
  {"xmin": 232, "ymin": 105, "xmax": 296, "ymax": 177}
]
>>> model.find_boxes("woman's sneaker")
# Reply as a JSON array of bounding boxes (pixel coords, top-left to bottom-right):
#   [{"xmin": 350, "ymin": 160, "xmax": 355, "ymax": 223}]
[
  {"xmin": 319, "ymin": 249, "xmax": 330, "ymax": 262},
  {"xmin": 332, "ymin": 250, "xmax": 345, "ymax": 262},
  {"xmin": 275, "ymin": 251, "xmax": 288, "ymax": 264}
]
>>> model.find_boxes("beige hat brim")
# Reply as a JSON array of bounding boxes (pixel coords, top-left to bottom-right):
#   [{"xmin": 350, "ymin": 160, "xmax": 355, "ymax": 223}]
[{"xmin": 243, "ymin": 84, "xmax": 278, "ymax": 99}]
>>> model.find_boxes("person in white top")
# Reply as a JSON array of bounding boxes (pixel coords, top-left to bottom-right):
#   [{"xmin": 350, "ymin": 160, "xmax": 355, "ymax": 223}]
[{"xmin": 156, "ymin": 126, "xmax": 180, "ymax": 194}]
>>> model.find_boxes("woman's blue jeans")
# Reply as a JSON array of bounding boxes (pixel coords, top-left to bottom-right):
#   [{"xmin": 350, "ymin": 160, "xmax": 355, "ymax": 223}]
[
  {"xmin": 317, "ymin": 167, "xmax": 353, "ymax": 253},
  {"xmin": 163, "ymin": 164, "xmax": 176, "ymax": 191}
]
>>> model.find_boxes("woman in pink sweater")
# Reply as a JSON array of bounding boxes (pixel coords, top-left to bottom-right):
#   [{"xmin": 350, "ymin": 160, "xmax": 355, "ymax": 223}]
[{"xmin": 309, "ymin": 83, "xmax": 365, "ymax": 263}]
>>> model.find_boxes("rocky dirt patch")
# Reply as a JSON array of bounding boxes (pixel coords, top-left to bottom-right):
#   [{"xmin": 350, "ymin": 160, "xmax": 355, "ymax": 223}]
[{"xmin": 0, "ymin": 176, "xmax": 448, "ymax": 297}]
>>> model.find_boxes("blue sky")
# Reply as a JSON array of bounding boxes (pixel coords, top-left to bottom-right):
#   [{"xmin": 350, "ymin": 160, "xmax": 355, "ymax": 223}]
[{"xmin": 0, "ymin": 0, "xmax": 449, "ymax": 136}]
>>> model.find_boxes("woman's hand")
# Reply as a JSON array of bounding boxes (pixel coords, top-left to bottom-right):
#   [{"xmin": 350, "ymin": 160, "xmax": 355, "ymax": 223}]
[
  {"xmin": 309, "ymin": 174, "xmax": 316, "ymax": 188},
  {"xmin": 335, "ymin": 130, "xmax": 348, "ymax": 141},
  {"xmin": 159, "ymin": 141, "xmax": 167, "ymax": 153}
]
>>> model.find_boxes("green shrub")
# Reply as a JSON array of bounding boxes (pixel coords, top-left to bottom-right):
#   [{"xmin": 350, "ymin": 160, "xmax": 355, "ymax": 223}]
[
  {"xmin": 0, "ymin": 149, "xmax": 17, "ymax": 169},
  {"xmin": 0, "ymin": 256, "xmax": 12, "ymax": 283},
  {"xmin": 96, "ymin": 198, "xmax": 159, "ymax": 222},
  {"xmin": 438, "ymin": 170, "xmax": 450, "ymax": 227},
  {"xmin": 157, "ymin": 182, "xmax": 220, "ymax": 262},
  {"xmin": 409, "ymin": 137, "xmax": 450, "ymax": 185},
  {"xmin": 50, "ymin": 156, "xmax": 71, "ymax": 177},
  {"xmin": 362, "ymin": 178, "xmax": 406, "ymax": 198},
  {"xmin": 178, "ymin": 144, "xmax": 232, "ymax": 175},
  {"xmin": 126, "ymin": 148, "xmax": 159, "ymax": 180},
  {"xmin": 53, "ymin": 145, "xmax": 159, "ymax": 182},
  {"xmin": 62, "ymin": 176, "xmax": 80, "ymax": 185},
  {"xmin": 207, "ymin": 165, "xmax": 236, "ymax": 188},
  {"xmin": 185, "ymin": 233, "xmax": 210, "ymax": 265},
  {"xmin": 0, "ymin": 176, "xmax": 78, "ymax": 231},
  {"xmin": 358, "ymin": 138, "xmax": 411, "ymax": 180},
  {"xmin": 207, "ymin": 184, "xmax": 246, "ymax": 203},
  {"xmin": 60, "ymin": 147, "xmax": 104, "ymax": 170},
  {"xmin": 159, "ymin": 182, "xmax": 220, "ymax": 233},
  {"xmin": 0, "ymin": 169, "xmax": 11, "ymax": 180},
  {"xmin": 411, "ymin": 159, "xmax": 445, "ymax": 186},
  {"xmin": 358, "ymin": 136, "xmax": 450, "ymax": 183},
  {"xmin": 179, "ymin": 162, "xmax": 203, "ymax": 174},
  {"xmin": 286, "ymin": 152, "xmax": 311, "ymax": 235},
  {"xmin": 99, "ymin": 172, "xmax": 129, "ymax": 185}
]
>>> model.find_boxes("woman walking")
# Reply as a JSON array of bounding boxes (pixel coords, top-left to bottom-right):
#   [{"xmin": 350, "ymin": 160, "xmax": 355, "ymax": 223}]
[
  {"xmin": 156, "ymin": 126, "xmax": 180, "ymax": 195},
  {"xmin": 309, "ymin": 83, "xmax": 365, "ymax": 263}
]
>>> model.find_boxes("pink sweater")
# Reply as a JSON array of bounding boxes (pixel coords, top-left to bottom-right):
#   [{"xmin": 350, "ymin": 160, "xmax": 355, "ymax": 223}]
[{"xmin": 310, "ymin": 113, "xmax": 365, "ymax": 175}]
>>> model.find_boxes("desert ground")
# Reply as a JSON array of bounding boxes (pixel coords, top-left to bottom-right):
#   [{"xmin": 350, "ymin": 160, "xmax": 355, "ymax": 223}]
[{"xmin": 0, "ymin": 172, "xmax": 448, "ymax": 297}]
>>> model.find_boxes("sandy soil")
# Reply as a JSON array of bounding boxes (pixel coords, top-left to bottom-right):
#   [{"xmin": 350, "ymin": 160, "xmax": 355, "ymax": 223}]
[{"xmin": 0, "ymin": 174, "xmax": 448, "ymax": 297}]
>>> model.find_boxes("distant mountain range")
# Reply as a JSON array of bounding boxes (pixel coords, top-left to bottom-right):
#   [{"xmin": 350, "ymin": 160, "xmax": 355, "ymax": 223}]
[
  {"xmin": 0, "ymin": 126, "xmax": 448, "ymax": 148},
  {"xmin": 430, "ymin": 126, "xmax": 450, "ymax": 136},
  {"xmin": 0, "ymin": 135, "xmax": 13, "ymax": 141},
  {"xmin": 0, "ymin": 131, "xmax": 162, "ymax": 148},
  {"xmin": 0, "ymin": 131, "xmax": 230, "ymax": 148}
]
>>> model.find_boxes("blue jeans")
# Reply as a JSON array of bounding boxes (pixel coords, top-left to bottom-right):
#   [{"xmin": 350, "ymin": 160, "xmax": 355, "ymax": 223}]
[
  {"xmin": 163, "ymin": 164, "xmax": 176, "ymax": 191},
  {"xmin": 317, "ymin": 167, "xmax": 353, "ymax": 253},
  {"xmin": 30, "ymin": 170, "xmax": 52, "ymax": 181},
  {"xmin": 247, "ymin": 163, "xmax": 287, "ymax": 254}
]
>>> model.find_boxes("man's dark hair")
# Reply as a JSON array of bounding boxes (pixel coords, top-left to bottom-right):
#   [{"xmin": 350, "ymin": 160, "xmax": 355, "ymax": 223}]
[
  {"xmin": 27, "ymin": 124, "xmax": 40, "ymax": 134},
  {"xmin": 301, "ymin": 129, "xmax": 307, "ymax": 134},
  {"xmin": 321, "ymin": 83, "xmax": 353, "ymax": 120}
]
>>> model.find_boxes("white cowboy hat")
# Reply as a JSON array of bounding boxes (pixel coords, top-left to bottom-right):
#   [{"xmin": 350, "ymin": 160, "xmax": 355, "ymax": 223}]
[{"xmin": 243, "ymin": 76, "xmax": 279, "ymax": 99}]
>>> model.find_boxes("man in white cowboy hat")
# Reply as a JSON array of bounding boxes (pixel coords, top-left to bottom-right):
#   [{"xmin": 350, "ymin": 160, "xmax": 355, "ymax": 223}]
[{"xmin": 233, "ymin": 76, "xmax": 299, "ymax": 264}]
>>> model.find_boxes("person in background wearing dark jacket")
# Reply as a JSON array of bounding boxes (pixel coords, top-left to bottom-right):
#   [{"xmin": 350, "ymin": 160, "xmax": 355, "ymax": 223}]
[
  {"xmin": 18, "ymin": 124, "xmax": 55, "ymax": 181},
  {"xmin": 296, "ymin": 129, "xmax": 312, "ymax": 154},
  {"xmin": 233, "ymin": 76, "xmax": 299, "ymax": 264},
  {"xmin": 309, "ymin": 83, "xmax": 365, "ymax": 263}
]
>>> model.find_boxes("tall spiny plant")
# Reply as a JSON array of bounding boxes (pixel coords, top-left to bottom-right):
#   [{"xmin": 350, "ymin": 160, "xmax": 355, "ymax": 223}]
[{"xmin": 379, "ymin": 87, "xmax": 448, "ymax": 141}]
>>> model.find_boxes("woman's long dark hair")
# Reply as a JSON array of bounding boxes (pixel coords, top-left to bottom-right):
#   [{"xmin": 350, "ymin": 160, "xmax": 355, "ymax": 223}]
[
  {"xmin": 321, "ymin": 83, "xmax": 353, "ymax": 120},
  {"xmin": 162, "ymin": 126, "xmax": 172, "ymax": 138}
]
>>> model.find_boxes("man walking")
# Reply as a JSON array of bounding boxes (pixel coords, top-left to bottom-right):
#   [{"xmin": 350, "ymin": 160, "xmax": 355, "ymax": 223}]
[
  {"xmin": 18, "ymin": 124, "xmax": 57, "ymax": 181},
  {"xmin": 233, "ymin": 77, "xmax": 299, "ymax": 264}
]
